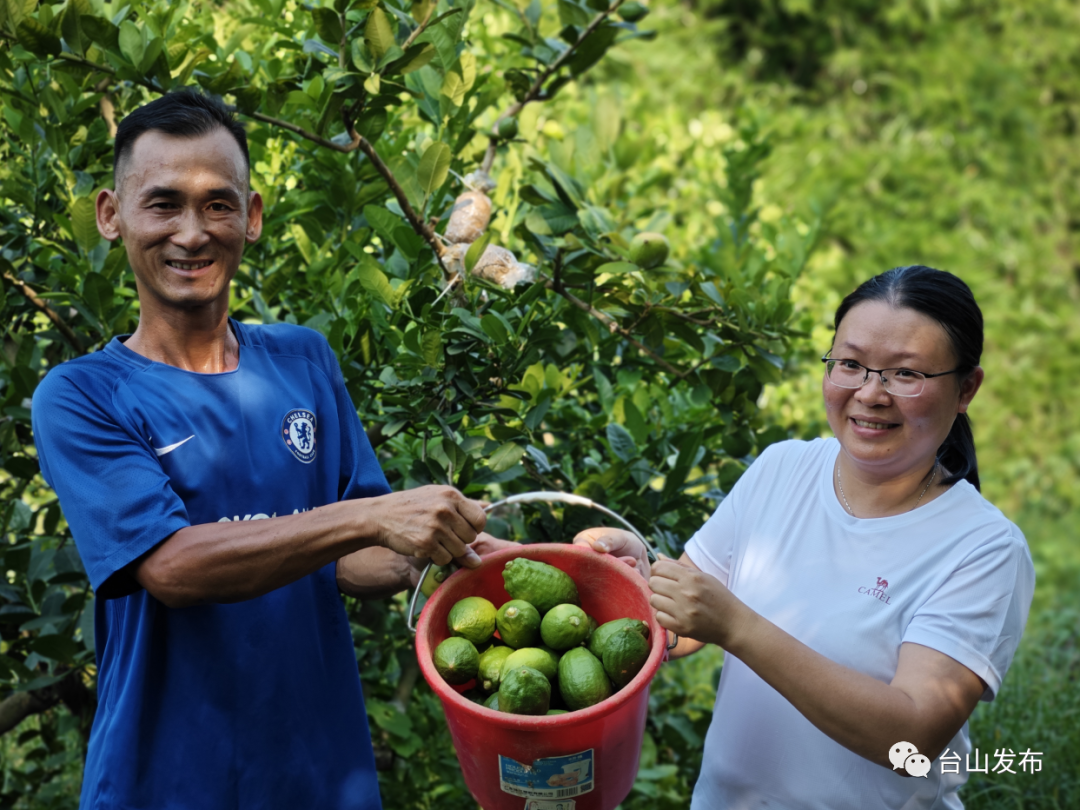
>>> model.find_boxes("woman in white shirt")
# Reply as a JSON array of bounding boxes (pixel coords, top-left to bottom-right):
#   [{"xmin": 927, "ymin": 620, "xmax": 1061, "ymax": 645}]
[{"xmin": 577, "ymin": 265, "xmax": 1035, "ymax": 809}]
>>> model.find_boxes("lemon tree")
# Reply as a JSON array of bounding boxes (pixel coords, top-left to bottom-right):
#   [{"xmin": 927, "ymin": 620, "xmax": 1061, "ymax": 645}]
[{"xmin": 0, "ymin": 0, "xmax": 817, "ymax": 805}]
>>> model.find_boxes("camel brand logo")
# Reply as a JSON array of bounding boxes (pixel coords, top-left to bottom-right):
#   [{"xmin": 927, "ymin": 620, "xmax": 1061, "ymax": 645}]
[
  {"xmin": 281, "ymin": 408, "xmax": 317, "ymax": 463},
  {"xmin": 858, "ymin": 576, "xmax": 893, "ymax": 604}
]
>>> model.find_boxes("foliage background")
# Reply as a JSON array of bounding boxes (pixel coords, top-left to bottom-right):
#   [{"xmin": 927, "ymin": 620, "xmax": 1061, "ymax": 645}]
[{"xmin": 1, "ymin": 0, "xmax": 1077, "ymax": 808}]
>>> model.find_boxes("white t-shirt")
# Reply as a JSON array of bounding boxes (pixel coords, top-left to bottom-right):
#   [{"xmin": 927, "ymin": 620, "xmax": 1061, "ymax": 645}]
[{"xmin": 684, "ymin": 438, "xmax": 1035, "ymax": 810}]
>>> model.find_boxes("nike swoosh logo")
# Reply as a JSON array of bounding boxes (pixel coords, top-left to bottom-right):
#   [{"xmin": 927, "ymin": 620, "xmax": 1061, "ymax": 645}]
[{"xmin": 153, "ymin": 435, "xmax": 195, "ymax": 457}]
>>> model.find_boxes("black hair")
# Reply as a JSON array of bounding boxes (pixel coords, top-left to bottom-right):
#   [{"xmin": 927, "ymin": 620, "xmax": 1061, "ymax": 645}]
[
  {"xmin": 113, "ymin": 90, "xmax": 250, "ymax": 188},
  {"xmin": 833, "ymin": 265, "xmax": 984, "ymax": 490}
]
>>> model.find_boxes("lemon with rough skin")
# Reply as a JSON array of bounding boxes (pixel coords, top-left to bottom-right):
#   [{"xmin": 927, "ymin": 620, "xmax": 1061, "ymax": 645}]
[
  {"xmin": 588, "ymin": 618, "xmax": 650, "ymax": 659},
  {"xmin": 602, "ymin": 626, "xmax": 651, "ymax": 689},
  {"xmin": 420, "ymin": 564, "xmax": 455, "ymax": 597},
  {"xmin": 496, "ymin": 600, "xmax": 542, "ymax": 649},
  {"xmin": 558, "ymin": 647, "xmax": 612, "ymax": 711},
  {"xmin": 502, "ymin": 558, "xmax": 580, "ymax": 614},
  {"xmin": 434, "ymin": 637, "xmax": 479, "ymax": 686},
  {"xmin": 540, "ymin": 604, "xmax": 591, "ymax": 651},
  {"xmin": 498, "ymin": 666, "xmax": 551, "ymax": 715},
  {"xmin": 478, "ymin": 645, "xmax": 515, "ymax": 693},
  {"xmin": 448, "ymin": 596, "xmax": 497, "ymax": 646},
  {"xmin": 500, "ymin": 646, "xmax": 560, "ymax": 682}
]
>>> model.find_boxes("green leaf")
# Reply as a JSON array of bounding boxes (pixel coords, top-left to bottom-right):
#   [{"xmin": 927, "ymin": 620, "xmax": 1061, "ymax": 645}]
[
  {"xmin": 82, "ymin": 272, "xmax": 114, "ymax": 318},
  {"xmin": 312, "ymin": 7, "xmax": 343, "ymax": 45},
  {"xmin": 416, "ymin": 141, "xmax": 451, "ymax": 194},
  {"xmin": 440, "ymin": 69, "xmax": 465, "ymax": 109},
  {"xmin": 558, "ymin": 0, "xmax": 592, "ymax": 28},
  {"xmin": 463, "ymin": 231, "xmax": 492, "ymax": 273},
  {"xmin": 29, "ymin": 634, "xmax": 78, "ymax": 664},
  {"xmin": 387, "ymin": 42, "xmax": 435, "ymax": 75},
  {"xmin": 60, "ymin": 2, "xmax": 84, "ymax": 55},
  {"xmin": 662, "ymin": 429, "xmax": 702, "ymax": 499},
  {"xmin": 354, "ymin": 254, "xmax": 397, "ymax": 307},
  {"xmin": 70, "ymin": 196, "xmax": 99, "ymax": 252},
  {"xmin": 118, "ymin": 20, "xmax": 145, "ymax": 68},
  {"xmin": 364, "ymin": 7, "xmax": 394, "ymax": 62},
  {"xmin": 595, "ymin": 261, "xmax": 638, "ymax": 275},
  {"xmin": 16, "ymin": 18, "xmax": 62, "ymax": 57},
  {"xmin": 606, "ymin": 422, "xmax": 638, "ymax": 462},
  {"xmin": 421, "ymin": 330, "xmax": 441, "ymax": 366},
  {"xmin": 488, "ymin": 442, "xmax": 525, "ymax": 473},
  {"xmin": 480, "ymin": 312, "xmax": 509, "ymax": 344}
]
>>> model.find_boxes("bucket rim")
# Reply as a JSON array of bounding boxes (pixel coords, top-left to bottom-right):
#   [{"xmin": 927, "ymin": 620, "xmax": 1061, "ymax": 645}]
[{"xmin": 416, "ymin": 542, "xmax": 666, "ymax": 729}]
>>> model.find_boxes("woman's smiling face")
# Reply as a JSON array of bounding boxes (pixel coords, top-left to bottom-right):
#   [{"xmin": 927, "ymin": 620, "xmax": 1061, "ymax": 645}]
[{"xmin": 823, "ymin": 300, "xmax": 983, "ymax": 481}]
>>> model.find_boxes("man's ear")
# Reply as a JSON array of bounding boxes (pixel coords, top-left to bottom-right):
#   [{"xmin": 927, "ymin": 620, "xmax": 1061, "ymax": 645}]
[
  {"xmin": 245, "ymin": 190, "xmax": 263, "ymax": 243},
  {"xmin": 96, "ymin": 188, "xmax": 122, "ymax": 241}
]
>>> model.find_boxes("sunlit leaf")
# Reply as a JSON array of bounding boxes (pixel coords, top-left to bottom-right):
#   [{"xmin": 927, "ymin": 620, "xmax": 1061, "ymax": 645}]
[
  {"xmin": 417, "ymin": 141, "xmax": 451, "ymax": 194},
  {"xmin": 364, "ymin": 7, "xmax": 394, "ymax": 62}
]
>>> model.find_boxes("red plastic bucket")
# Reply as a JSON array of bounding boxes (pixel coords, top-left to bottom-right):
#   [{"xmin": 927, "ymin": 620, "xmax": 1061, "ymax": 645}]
[{"xmin": 416, "ymin": 543, "xmax": 666, "ymax": 810}]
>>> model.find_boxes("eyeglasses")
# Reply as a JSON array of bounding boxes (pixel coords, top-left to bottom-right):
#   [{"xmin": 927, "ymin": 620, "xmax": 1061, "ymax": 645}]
[{"xmin": 821, "ymin": 356, "xmax": 962, "ymax": 398}]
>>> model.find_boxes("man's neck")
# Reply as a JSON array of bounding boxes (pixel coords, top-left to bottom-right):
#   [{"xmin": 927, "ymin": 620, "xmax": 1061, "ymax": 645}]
[{"xmin": 124, "ymin": 303, "xmax": 240, "ymax": 374}]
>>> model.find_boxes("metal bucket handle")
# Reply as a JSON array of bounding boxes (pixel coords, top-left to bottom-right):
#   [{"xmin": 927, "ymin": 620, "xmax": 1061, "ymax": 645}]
[{"xmin": 405, "ymin": 491, "xmax": 678, "ymax": 651}]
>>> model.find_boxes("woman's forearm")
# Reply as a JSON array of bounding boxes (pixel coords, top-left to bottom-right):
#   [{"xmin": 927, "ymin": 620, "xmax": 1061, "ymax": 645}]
[{"xmin": 724, "ymin": 609, "xmax": 921, "ymax": 767}]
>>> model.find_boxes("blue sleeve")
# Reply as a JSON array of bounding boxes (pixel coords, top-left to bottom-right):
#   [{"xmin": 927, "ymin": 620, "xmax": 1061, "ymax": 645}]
[
  {"xmin": 313, "ymin": 337, "xmax": 391, "ymax": 501},
  {"xmin": 32, "ymin": 366, "xmax": 190, "ymax": 595}
]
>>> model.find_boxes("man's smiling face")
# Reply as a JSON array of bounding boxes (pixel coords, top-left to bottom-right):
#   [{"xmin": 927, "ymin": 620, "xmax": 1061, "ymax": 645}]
[{"xmin": 98, "ymin": 127, "xmax": 262, "ymax": 312}]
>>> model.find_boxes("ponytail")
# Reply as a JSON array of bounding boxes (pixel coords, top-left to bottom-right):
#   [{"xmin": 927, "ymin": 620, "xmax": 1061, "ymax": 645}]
[{"xmin": 938, "ymin": 412, "xmax": 979, "ymax": 491}]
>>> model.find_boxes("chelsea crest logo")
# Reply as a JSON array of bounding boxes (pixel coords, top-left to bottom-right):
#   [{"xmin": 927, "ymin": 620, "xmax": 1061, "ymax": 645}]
[{"xmin": 281, "ymin": 409, "xmax": 317, "ymax": 463}]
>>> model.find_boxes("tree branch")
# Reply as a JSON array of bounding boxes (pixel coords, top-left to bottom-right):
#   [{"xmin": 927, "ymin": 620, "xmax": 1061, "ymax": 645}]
[
  {"xmin": 0, "ymin": 691, "xmax": 54, "ymax": 737},
  {"xmin": 543, "ymin": 274, "xmax": 680, "ymax": 375},
  {"xmin": 3, "ymin": 272, "xmax": 84, "ymax": 355},
  {"xmin": 481, "ymin": 0, "xmax": 625, "ymax": 174},
  {"xmin": 0, "ymin": 670, "xmax": 96, "ymax": 739}
]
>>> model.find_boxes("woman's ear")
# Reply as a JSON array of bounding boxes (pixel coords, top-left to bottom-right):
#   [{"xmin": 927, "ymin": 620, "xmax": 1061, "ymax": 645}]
[{"xmin": 958, "ymin": 366, "xmax": 984, "ymax": 414}]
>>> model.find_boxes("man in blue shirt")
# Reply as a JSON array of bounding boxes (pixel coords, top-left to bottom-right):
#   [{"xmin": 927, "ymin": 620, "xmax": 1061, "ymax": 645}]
[{"xmin": 32, "ymin": 91, "xmax": 487, "ymax": 809}]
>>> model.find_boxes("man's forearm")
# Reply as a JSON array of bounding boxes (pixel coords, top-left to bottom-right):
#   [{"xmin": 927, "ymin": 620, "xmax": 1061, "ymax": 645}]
[
  {"xmin": 336, "ymin": 546, "xmax": 418, "ymax": 600},
  {"xmin": 135, "ymin": 500, "xmax": 379, "ymax": 608}
]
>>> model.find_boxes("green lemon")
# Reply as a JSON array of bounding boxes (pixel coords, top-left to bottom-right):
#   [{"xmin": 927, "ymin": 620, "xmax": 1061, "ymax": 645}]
[
  {"xmin": 420, "ymin": 564, "xmax": 455, "ymax": 597},
  {"xmin": 433, "ymin": 637, "xmax": 479, "ymax": 686},
  {"xmin": 502, "ymin": 558, "xmax": 580, "ymax": 614},
  {"xmin": 602, "ymin": 626, "xmax": 651, "ymax": 689},
  {"xmin": 628, "ymin": 232, "xmax": 670, "ymax": 269},
  {"xmin": 588, "ymin": 618, "xmax": 650, "ymax": 659},
  {"xmin": 498, "ymin": 666, "xmax": 551, "ymax": 715},
  {"xmin": 496, "ymin": 599, "xmax": 542, "ymax": 649},
  {"xmin": 500, "ymin": 647, "xmax": 560, "ymax": 682},
  {"xmin": 540, "ymin": 603, "xmax": 592, "ymax": 651},
  {"xmin": 497, "ymin": 117, "xmax": 518, "ymax": 140},
  {"xmin": 477, "ymin": 645, "xmax": 515, "ymax": 693},
  {"xmin": 558, "ymin": 647, "xmax": 612, "ymax": 711},
  {"xmin": 484, "ymin": 692, "xmax": 502, "ymax": 711},
  {"xmin": 447, "ymin": 596, "xmax": 497, "ymax": 647},
  {"xmin": 546, "ymin": 709, "xmax": 568, "ymax": 715}
]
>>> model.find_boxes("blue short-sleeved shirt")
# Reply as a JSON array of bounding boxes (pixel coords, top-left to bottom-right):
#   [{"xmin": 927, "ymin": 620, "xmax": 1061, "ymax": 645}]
[{"xmin": 32, "ymin": 321, "xmax": 388, "ymax": 810}]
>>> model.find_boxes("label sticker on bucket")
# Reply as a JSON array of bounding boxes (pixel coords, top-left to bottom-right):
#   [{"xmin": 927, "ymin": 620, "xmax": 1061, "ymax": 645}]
[
  {"xmin": 499, "ymin": 749, "xmax": 594, "ymax": 800},
  {"xmin": 522, "ymin": 800, "xmax": 575, "ymax": 810}
]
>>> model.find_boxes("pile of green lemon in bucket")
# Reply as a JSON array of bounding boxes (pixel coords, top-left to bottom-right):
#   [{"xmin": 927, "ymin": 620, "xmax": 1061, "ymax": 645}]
[{"xmin": 432, "ymin": 558, "xmax": 651, "ymax": 715}]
